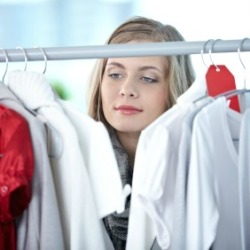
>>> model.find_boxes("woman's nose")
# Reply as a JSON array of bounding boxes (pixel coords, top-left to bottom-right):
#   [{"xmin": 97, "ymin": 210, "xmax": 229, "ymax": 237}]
[{"xmin": 119, "ymin": 79, "xmax": 138, "ymax": 98}]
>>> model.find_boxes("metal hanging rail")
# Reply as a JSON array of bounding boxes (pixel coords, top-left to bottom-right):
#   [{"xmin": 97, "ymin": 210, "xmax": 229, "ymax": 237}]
[{"xmin": 0, "ymin": 39, "xmax": 250, "ymax": 62}]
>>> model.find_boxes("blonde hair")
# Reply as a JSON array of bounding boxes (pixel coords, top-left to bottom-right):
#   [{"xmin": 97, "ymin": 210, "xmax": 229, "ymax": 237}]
[{"xmin": 87, "ymin": 16, "xmax": 195, "ymax": 126}]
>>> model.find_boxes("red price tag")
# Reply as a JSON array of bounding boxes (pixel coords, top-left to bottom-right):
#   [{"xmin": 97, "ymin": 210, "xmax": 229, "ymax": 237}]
[{"xmin": 206, "ymin": 65, "xmax": 240, "ymax": 112}]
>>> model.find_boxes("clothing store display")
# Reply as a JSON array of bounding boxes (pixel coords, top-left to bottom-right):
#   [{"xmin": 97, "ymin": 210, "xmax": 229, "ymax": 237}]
[
  {"xmin": 0, "ymin": 40, "xmax": 249, "ymax": 250},
  {"xmin": 126, "ymin": 71, "xmax": 250, "ymax": 250}
]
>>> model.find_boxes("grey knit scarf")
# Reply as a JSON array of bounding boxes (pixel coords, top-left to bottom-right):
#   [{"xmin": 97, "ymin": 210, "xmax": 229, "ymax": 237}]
[{"xmin": 103, "ymin": 130, "xmax": 133, "ymax": 250}]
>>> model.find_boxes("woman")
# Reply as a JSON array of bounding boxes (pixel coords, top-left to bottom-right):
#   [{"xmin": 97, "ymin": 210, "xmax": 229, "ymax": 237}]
[{"xmin": 87, "ymin": 16, "xmax": 195, "ymax": 249}]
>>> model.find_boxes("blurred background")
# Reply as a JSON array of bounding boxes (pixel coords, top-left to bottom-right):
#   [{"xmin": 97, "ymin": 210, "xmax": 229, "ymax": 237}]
[{"xmin": 0, "ymin": 0, "xmax": 249, "ymax": 112}]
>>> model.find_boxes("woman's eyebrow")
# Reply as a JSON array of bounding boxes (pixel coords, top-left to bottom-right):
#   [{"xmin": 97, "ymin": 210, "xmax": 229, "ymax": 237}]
[
  {"xmin": 138, "ymin": 66, "xmax": 163, "ymax": 73},
  {"xmin": 107, "ymin": 63, "xmax": 163, "ymax": 73},
  {"xmin": 106, "ymin": 62, "xmax": 125, "ymax": 69}
]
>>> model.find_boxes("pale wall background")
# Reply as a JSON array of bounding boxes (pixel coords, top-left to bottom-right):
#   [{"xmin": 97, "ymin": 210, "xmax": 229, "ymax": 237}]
[{"xmin": 0, "ymin": 0, "xmax": 249, "ymax": 111}]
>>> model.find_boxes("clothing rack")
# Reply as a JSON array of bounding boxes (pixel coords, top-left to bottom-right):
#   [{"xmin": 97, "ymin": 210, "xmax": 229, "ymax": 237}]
[{"xmin": 0, "ymin": 39, "xmax": 250, "ymax": 63}]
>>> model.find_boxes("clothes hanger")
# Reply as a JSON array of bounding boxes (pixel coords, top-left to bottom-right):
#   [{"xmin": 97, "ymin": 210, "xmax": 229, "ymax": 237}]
[
  {"xmin": 16, "ymin": 46, "xmax": 28, "ymax": 71},
  {"xmin": 177, "ymin": 39, "xmax": 214, "ymax": 104},
  {"xmin": 34, "ymin": 46, "xmax": 47, "ymax": 74},
  {"xmin": 219, "ymin": 37, "xmax": 250, "ymax": 97},
  {"xmin": 216, "ymin": 37, "xmax": 250, "ymax": 99},
  {"xmin": 216, "ymin": 38, "xmax": 250, "ymax": 113},
  {"xmin": 201, "ymin": 39, "xmax": 214, "ymax": 70},
  {"xmin": 15, "ymin": 46, "xmax": 62, "ymax": 158},
  {"xmin": 0, "ymin": 48, "xmax": 9, "ymax": 83},
  {"xmin": 10, "ymin": 47, "xmax": 41, "ymax": 117}
]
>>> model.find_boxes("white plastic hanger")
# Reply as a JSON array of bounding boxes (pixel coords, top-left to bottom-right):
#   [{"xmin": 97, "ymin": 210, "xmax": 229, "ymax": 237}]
[
  {"xmin": 34, "ymin": 46, "xmax": 47, "ymax": 74},
  {"xmin": 177, "ymin": 39, "xmax": 214, "ymax": 104},
  {"xmin": 223, "ymin": 38, "xmax": 250, "ymax": 112},
  {"xmin": 16, "ymin": 46, "xmax": 28, "ymax": 71}
]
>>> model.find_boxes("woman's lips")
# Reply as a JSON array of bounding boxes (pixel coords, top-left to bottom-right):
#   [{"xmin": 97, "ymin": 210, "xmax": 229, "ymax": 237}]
[{"xmin": 115, "ymin": 105, "xmax": 143, "ymax": 115}]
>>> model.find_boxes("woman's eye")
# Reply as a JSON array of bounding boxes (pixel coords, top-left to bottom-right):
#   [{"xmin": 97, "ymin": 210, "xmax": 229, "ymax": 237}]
[
  {"xmin": 141, "ymin": 76, "xmax": 158, "ymax": 83},
  {"xmin": 108, "ymin": 73, "xmax": 122, "ymax": 79}
]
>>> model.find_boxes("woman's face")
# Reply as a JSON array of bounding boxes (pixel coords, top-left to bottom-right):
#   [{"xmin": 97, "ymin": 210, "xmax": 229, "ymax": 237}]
[{"xmin": 101, "ymin": 54, "xmax": 169, "ymax": 134}]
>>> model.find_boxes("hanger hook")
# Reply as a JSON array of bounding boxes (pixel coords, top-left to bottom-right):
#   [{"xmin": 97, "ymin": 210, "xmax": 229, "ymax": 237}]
[
  {"xmin": 237, "ymin": 37, "xmax": 249, "ymax": 89},
  {"xmin": 34, "ymin": 46, "xmax": 47, "ymax": 74},
  {"xmin": 209, "ymin": 39, "xmax": 221, "ymax": 72},
  {"xmin": 16, "ymin": 46, "xmax": 28, "ymax": 71},
  {"xmin": 0, "ymin": 48, "xmax": 9, "ymax": 82},
  {"xmin": 201, "ymin": 39, "xmax": 214, "ymax": 69}
]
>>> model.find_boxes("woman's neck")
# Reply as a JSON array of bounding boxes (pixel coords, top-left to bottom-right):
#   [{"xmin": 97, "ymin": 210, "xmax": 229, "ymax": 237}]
[{"xmin": 116, "ymin": 131, "xmax": 140, "ymax": 167}]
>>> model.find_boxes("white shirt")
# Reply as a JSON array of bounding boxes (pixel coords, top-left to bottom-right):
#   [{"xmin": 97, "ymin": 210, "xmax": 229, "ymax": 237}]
[
  {"xmin": 59, "ymin": 100, "xmax": 131, "ymax": 217},
  {"xmin": 127, "ymin": 101, "xmax": 194, "ymax": 250},
  {"xmin": 186, "ymin": 97, "xmax": 242, "ymax": 250},
  {"xmin": 170, "ymin": 97, "xmax": 213, "ymax": 250}
]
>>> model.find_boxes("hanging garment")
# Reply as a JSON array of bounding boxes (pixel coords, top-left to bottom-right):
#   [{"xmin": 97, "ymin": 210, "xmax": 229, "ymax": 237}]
[
  {"xmin": 59, "ymin": 100, "xmax": 131, "ymax": 249},
  {"xmin": 126, "ymin": 100, "xmax": 188, "ymax": 250},
  {"xmin": 0, "ymin": 82, "xmax": 65, "ymax": 250},
  {"xmin": 0, "ymin": 104, "xmax": 34, "ymax": 250},
  {"xmin": 59, "ymin": 100, "xmax": 131, "ymax": 218},
  {"xmin": 186, "ymin": 97, "xmax": 242, "ymax": 250},
  {"xmin": 128, "ymin": 101, "xmax": 194, "ymax": 250},
  {"xmin": 136, "ymin": 97, "xmax": 214, "ymax": 250},
  {"xmin": 8, "ymin": 70, "xmax": 126, "ymax": 250},
  {"xmin": 170, "ymin": 97, "xmax": 213, "ymax": 250}
]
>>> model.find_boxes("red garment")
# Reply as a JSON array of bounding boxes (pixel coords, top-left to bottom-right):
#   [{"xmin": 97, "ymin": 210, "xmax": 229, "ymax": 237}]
[{"xmin": 0, "ymin": 104, "xmax": 34, "ymax": 250}]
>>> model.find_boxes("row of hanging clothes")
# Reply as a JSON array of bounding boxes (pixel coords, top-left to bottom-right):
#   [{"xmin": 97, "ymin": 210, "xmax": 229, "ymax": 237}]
[
  {"xmin": 0, "ymin": 47, "xmax": 131, "ymax": 250},
  {"xmin": 127, "ymin": 38, "xmax": 250, "ymax": 250},
  {"xmin": 0, "ymin": 38, "xmax": 250, "ymax": 250}
]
